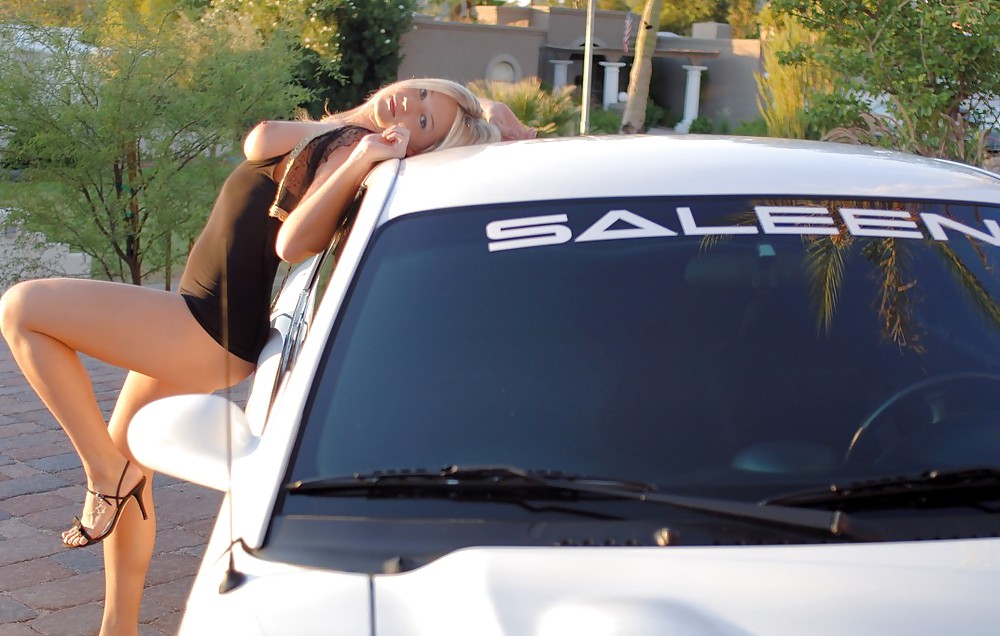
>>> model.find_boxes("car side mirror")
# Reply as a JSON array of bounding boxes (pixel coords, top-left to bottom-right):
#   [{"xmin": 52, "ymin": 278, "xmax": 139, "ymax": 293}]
[{"xmin": 128, "ymin": 394, "xmax": 259, "ymax": 492}]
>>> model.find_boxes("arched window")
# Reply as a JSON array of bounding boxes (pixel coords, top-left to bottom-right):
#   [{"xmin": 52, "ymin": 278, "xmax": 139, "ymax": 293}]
[{"xmin": 485, "ymin": 55, "xmax": 521, "ymax": 83}]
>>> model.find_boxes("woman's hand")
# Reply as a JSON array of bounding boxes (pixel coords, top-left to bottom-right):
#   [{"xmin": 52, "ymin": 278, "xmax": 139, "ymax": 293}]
[
  {"xmin": 276, "ymin": 126, "xmax": 409, "ymax": 263},
  {"xmin": 480, "ymin": 99, "xmax": 537, "ymax": 141},
  {"xmin": 352, "ymin": 125, "xmax": 411, "ymax": 164}
]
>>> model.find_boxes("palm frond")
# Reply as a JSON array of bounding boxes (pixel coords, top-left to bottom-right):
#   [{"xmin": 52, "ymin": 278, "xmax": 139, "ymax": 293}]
[
  {"xmin": 932, "ymin": 241, "xmax": 1000, "ymax": 329},
  {"xmin": 805, "ymin": 233, "xmax": 851, "ymax": 334}
]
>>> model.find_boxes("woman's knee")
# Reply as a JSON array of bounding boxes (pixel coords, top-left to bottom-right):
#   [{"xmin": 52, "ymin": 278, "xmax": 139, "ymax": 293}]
[{"xmin": 0, "ymin": 279, "xmax": 41, "ymax": 341}]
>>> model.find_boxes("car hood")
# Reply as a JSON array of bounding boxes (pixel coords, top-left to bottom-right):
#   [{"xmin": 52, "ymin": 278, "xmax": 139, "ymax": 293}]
[
  {"xmin": 184, "ymin": 538, "xmax": 1000, "ymax": 635},
  {"xmin": 372, "ymin": 540, "xmax": 1000, "ymax": 636}
]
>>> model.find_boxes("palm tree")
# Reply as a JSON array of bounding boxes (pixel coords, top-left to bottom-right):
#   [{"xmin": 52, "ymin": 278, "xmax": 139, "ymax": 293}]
[
  {"xmin": 620, "ymin": 0, "xmax": 663, "ymax": 133},
  {"xmin": 703, "ymin": 200, "xmax": 1000, "ymax": 352}
]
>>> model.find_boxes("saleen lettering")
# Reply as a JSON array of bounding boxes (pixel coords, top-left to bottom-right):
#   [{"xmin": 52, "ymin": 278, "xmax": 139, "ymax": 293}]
[{"xmin": 486, "ymin": 207, "xmax": 1000, "ymax": 252}]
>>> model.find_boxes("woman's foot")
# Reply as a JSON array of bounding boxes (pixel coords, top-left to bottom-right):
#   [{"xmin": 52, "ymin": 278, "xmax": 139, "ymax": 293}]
[{"xmin": 62, "ymin": 460, "xmax": 148, "ymax": 548}]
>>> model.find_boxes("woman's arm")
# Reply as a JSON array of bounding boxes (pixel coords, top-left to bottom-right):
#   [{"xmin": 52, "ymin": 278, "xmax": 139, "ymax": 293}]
[
  {"xmin": 243, "ymin": 120, "xmax": 341, "ymax": 161},
  {"xmin": 479, "ymin": 99, "xmax": 536, "ymax": 141},
  {"xmin": 275, "ymin": 126, "xmax": 411, "ymax": 263}
]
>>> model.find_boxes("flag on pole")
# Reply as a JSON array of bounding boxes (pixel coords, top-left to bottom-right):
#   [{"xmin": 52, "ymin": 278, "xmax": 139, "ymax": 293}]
[{"xmin": 623, "ymin": 11, "xmax": 633, "ymax": 53}]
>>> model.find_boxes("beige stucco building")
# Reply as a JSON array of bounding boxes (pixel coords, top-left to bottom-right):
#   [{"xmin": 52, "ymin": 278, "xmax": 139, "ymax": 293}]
[{"xmin": 399, "ymin": 7, "xmax": 762, "ymax": 131}]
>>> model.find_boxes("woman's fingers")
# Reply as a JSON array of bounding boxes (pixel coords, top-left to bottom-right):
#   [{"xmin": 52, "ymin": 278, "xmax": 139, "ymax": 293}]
[
  {"xmin": 382, "ymin": 125, "xmax": 410, "ymax": 145},
  {"xmin": 481, "ymin": 99, "xmax": 536, "ymax": 141},
  {"xmin": 356, "ymin": 125, "xmax": 410, "ymax": 162},
  {"xmin": 380, "ymin": 125, "xmax": 411, "ymax": 156}
]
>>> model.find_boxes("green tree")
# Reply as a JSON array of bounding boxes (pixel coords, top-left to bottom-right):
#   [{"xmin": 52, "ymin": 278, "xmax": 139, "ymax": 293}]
[
  {"xmin": 597, "ymin": 0, "xmax": 632, "ymax": 11},
  {"xmin": 755, "ymin": 4, "xmax": 833, "ymax": 139},
  {"xmin": 770, "ymin": 0, "xmax": 1000, "ymax": 164},
  {"xmin": 0, "ymin": 5, "xmax": 309, "ymax": 285},
  {"xmin": 727, "ymin": 0, "xmax": 758, "ymax": 38},
  {"xmin": 659, "ymin": 0, "xmax": 725, "ymax": 36},
  {"xmin": 1, "ymin": 0, "xmax": 93, "ymax": 25},
  {"xmin": 206, "ymin": 0, "xmax": 416, "ymax": 116}
]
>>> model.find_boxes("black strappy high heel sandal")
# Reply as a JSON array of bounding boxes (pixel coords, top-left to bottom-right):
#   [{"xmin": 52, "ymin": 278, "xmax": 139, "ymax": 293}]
[{"xmin": 64, "ymin": 460, "xmax": 148, "ymax": 549}]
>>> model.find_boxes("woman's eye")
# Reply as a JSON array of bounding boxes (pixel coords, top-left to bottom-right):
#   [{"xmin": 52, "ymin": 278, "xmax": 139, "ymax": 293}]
[
  {"xmin": 419, "ymin": 114, "xmax": 427, "ymax": 129},
  {"xmin": 419, "ymin": 88, "xmax": 428, "ymax": 99}
]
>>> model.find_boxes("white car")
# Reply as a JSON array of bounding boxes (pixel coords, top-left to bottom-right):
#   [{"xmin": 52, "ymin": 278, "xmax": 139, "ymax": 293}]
[{"xmin": 130, "ymin": 136, "xmax": 1000, "ymax": 635}]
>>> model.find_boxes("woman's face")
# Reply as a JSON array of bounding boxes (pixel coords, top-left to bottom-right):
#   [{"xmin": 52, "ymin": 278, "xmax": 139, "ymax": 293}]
[{"xmin": 373, "ymin": 86, "xmax": 459, "ymax": 156}]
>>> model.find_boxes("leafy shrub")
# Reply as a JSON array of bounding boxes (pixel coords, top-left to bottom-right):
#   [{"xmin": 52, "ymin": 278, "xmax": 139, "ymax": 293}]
[
  {"xmin": 735, "ymin": 118, "xmax": 769, "ymax": 136},
  {"xmin": 468, "ymin": 77, "xmax": 578, "ymax": 137},
  {"xmin": 644, "ymin": 100, "xmax": 667, "ymax": 129},
  {"xmin": 688, "ymin": 116, "xmax": 714, "ymax": 134},
  {"xmin": 588, "ymin": 107, "xmax": 623, "ymax": 134},
  {"xmin": 661, "ymin": 110, "xmax": 682, "ymax": 129}
]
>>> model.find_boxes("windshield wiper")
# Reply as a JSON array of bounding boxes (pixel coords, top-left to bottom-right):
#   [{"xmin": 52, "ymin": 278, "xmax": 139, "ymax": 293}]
[
  {"xmin": 762, "ymin": 467, "xmax": 1000, "ymax": 511},
  {"xmin": 288, "ymin": 465, "xmax": 653, "ymax": 498},
  {"xmin": 287, "ymin": 465, "xmax": 877, "ymax": 541}
]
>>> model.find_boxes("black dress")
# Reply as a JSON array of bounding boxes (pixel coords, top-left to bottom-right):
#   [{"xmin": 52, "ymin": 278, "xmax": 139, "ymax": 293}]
[{"xmin": 179, "ymin": 125, "xmax": 371, "ymax": 363}]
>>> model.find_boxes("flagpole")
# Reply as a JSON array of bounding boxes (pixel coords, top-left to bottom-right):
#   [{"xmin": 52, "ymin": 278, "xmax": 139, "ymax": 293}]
[{"xmin": 580, "ymin": 0, "xmax": 596, "ymax": 134}]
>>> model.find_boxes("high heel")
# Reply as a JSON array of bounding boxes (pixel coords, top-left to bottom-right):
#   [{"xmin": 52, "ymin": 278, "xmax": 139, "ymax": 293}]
[{"xmin": 63, "ymin": 460, "xmax": 148, "ymax": 549}]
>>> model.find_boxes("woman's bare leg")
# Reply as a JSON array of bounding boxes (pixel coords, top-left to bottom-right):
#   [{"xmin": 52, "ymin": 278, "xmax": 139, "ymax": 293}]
[
  {"xmin": 101, "ymin": 373, "xmax": 158, "ymax": 636},
  {"xmin": 0, "ymin": 277, "xmax": 253, "ymax": 545},
  {"xmin": 101, "ymin": 371, "xmax": 230, "ymax": 636}
]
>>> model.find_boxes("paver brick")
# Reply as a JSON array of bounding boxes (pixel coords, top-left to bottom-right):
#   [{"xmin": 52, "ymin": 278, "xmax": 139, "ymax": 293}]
[
  {"xmin": 181, "ymin": 517, "xmax": 217, "ymax": 538},
  {"xmin": 0, "ymin": 518, "xmax": 41, "ymax": 540},
  {"xmin": 0, "ymin": 463, "xmax": 43, "ymax": 479},
  {"xmin": 141, "ymin": 577, "xmax": 194, "ymax": 613},
  {"xmin": 51, "ymin": 548, "xmax": 103, "ymax": 575},
  {"xmin": 151, "ymin": 527, "xmax": 206, "ymax": 553},
  {"xmin": 0, "ymin": 475, "xmax": 73, "ymax": 502},
  {"xmin": 26, "ymin": 602, "xmax": 102, "ymax": 636},
  {"xmin": 144, "ymin": 553, "xmax": 201, "ymax": 587},
  {"xmin": 0, "ymin": 621, "xmax": 42, "ymax": 635},
  {"xmin": 0, "ymin": 558, "xmax": 75, "ymax": 592},
  {"xmin": 0, "ymin": 423, "xmax": 42, "ymax": 439},
  {"xmin": 153, "ymin": 489, "xmax": 222, "ymax": 527},
  {"xmin": 24, "ymin": 455, "xmax": 80, "ymax": 474},
  {"xmin": 0, "ymin": 400, "xmax": 52, "ymax": 417},
  {"xmin": 51, "ymin": 469, "xmax": 86, "ymax": 487},
  {"xmin": 0, "ymin": 493, "xmax": 73, "ymax": 518},
  {"xmin": 177, "ymin": 545, "xmax": 208, "ymax": 560},
  {"xmin": 143, "ymin": 616, "xmax": 177, "ymax": 636},
  {"xmin": 6, "ymin": 444, "xmax": 75, "ymax": 464},
  {"xmin": 45, "ymin": 487, "xmax": 85, "ymax": 504},
  {"xmin": 0, "ymin": 431, "xmax": 73, "ymax": 454},
  {"xmin": 0, "ymin": 535, "xmax": 64, "ymax": 567},
  {"xmin": 136, "ymin": 595, "xmax": 175, "ymax": 624},
  {"xmin": 0, "ymin": 595, "xmax": 37, "ymax": 623},
  {"xmin": 9, "ymin": 571, "xmax": 106, "ymax": 611},
  {"xmin": 22, "ymin": 502, "xmax": 89, "ymax": 533}
]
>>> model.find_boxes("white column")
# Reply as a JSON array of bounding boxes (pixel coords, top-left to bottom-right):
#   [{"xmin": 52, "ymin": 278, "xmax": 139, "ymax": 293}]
[
  {"xmin": 550, "ymin": 60, "xmax": 573, "ymax": 91},
  {"xmin": 599, "ymin": 61, "xmax": 626, "ymax": 110},
  {"xmin": 674, "ymin": 64, "xmax": 708, "ymax": 134}
]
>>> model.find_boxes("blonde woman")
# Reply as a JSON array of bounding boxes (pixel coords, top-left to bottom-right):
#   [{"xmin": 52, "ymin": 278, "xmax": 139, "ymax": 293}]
[{"xmin": 0, "ymin": 78, "xmax": 511, "ymax": 636}]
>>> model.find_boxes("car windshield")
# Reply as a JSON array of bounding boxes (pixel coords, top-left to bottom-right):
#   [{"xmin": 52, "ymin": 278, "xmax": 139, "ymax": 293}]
[{"xmin": 284, "ymin": 196, "xmax": 1000, "ymax": 510}]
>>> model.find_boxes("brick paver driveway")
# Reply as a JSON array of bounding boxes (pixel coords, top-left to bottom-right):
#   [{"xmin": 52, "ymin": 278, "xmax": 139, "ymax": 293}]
[{"xmin": 0, "ymin": 339, "xmax": 244, "ymax": 635}]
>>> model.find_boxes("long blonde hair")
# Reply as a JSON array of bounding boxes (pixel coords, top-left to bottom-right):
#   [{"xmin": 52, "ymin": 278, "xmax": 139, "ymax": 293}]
[{"xmin": 324, "ymin": 78, "xmax": 500, "ymax": 153}]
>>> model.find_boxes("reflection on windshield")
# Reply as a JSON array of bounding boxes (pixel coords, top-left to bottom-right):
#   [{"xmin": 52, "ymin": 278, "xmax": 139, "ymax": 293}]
[
  {"xmin": 289, "ymin": 197, "xmax": 1000, "ymax": 506},
  {"xmin": 703, "ymin": 200, "xmax": 1000, "ymax": 351}
]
